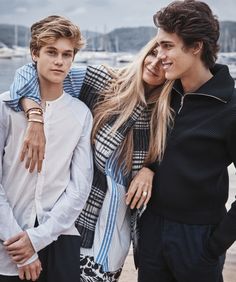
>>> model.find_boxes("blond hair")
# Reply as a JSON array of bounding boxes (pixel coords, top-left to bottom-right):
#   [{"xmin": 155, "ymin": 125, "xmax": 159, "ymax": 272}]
[
  {"xmin": 30, "ymin": 15, "xmax": 84, "ymax": 57},
  {"xmin": 92, "ymin": 38, "xmax": 174, "ymax": 172}
]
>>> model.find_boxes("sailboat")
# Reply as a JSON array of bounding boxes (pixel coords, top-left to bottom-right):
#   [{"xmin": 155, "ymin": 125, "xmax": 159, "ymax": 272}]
[
  {"xmin": 12, "ymin": 25, "xmax": 29, "ymax": 58},
  {"xmin": 0, "ymin": 42, "xmax": 13, "ymax": 59}
]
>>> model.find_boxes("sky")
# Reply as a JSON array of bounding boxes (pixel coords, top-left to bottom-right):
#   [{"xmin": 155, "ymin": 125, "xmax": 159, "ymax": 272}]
[{"xmin": 0, "ymin": 0, "xmax": 235, "ymax": 32}]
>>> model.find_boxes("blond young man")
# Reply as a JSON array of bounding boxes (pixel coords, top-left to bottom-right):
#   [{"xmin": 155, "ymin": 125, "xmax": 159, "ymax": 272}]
[{"xmin": 0, "ymin": 16, "xmax": 93, "ymax": 282}]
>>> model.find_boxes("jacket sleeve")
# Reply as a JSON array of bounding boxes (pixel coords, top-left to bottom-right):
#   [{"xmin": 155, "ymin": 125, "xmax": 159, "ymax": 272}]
[
  {"xmin": 207, "ymin": 113, "xmax": 236, "ymax": 258},
  {"xmin": 26, "ymin": 110, "xmax": 93, "ymax": 252},
  {"xmin": 5, "ymin": 63, "xmax": 87, "ymax": 112},
  {"xmin": 145, "ymin": 162, "xmax": 158, "ymax": 173}
]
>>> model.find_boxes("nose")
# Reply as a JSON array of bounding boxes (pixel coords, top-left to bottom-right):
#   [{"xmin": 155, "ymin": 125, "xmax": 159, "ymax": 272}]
[
  {"xmin": 54, "ymin": 55, "xmax": 63, "ymax": 65},
  {"xmin": 156, "ymin": 49, "xmax": 166, "ymax": 61},
  {"xmin": 150, "ymin": 56, "xmax": 160, "ymax": 68}
]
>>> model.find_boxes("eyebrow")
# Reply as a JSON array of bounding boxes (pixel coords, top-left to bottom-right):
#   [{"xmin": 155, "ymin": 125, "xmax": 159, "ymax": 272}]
[
  {"xmin": 45, "ymin": 46, "xmax": 74, "ymax": 53},
  {"xmin": 159, "ymin": 40, "xmax": 173, "ymax": 44}
]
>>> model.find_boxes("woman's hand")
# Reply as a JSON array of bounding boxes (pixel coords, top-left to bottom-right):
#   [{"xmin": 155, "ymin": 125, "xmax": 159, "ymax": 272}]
[
  {"xmin": 21, "ymin": 121, "xmax": 46, "ymax": 173},
  {"xmin": 126, "ymin": 167, "xmax": 154, "ymax": 209}
]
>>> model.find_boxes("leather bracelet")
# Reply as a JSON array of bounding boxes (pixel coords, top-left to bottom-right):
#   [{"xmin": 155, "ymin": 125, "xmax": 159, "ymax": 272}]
[
  {"xmin": 28, "ymin": 118, "xmax": 44, "ymax": 124},
  {"xmin": 27, "ymin": 110, "xmax": 43, "ymax": 116},
  {"xmin": 26, "ymin": 107, "xmax": 43, "ymax": 115}
]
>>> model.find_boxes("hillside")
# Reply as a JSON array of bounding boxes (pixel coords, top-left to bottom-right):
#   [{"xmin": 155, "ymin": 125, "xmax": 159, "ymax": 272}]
[
  {"xmin": 1, "ymin": 22, "xmax": 236, "ymax": 52},
  {"xmin": 0, "ymin": 24, "xmax": 30, "ymax": 47},
  {"xmin": 84, "ymin": 26, "xmax": 157, "ymax": 52}
]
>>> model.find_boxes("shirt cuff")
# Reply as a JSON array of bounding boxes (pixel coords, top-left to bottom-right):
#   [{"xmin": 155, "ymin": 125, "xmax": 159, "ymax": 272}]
[
  {"xmin": 26, "ymin": 227, "xmax": 52, "ymax": 253},
  {"xmin": 146, "ymin": 162, "xmax": 157, "ymax": 173}
]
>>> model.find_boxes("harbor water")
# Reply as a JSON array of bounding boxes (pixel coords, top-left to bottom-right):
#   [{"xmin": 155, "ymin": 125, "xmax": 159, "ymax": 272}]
[
  {"xmin": 0, "ymin": 52, "xmax": 236, "ymax": 93},
  {"xmin": 0, "ymin": 53, "xmax": 127, "ymax": 93}
]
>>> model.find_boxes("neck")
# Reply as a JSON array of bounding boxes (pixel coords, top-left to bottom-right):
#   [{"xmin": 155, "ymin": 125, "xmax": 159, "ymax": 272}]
[
  {"xmin": 181, "ymin": 64, "xmax": 213, "ymax": 94},
  {"xmin": 39, "ymin": 82, "xmax": 63, "ymax": 101}
]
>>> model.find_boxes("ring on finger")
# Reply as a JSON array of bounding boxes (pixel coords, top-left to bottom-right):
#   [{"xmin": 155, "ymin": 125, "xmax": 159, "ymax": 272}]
[{"xmin": 142, "ymin": 191, "xmax": 148, "ymax": 197}]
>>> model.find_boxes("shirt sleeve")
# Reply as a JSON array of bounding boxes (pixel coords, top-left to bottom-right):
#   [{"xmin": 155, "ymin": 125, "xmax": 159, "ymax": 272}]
[
  {"xmin": 26, "ymin": 109, "xmax": 94, "ymax": 252},
  {"xmin": 0, "ymin": 101, "xmax": 22, "ymax": 240},
  {"xmin": 5, "ymin": 63, "xmax": 87, "ymax": 112},
  {"xmin": 0, "ymin": 100, "xmax": 40, "ymax": 266}
]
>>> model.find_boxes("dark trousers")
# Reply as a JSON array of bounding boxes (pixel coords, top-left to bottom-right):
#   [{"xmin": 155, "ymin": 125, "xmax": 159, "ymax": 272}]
[
  {"xmin": 0, "ymin": 235, "xmax": 81, "ymax": 282},
  {"xmin": 138, "ymin": 209, "xmax": 225, "ymax": 282},
  {"xmin": 0, "ymin": 276, "xmax": 27, "ymax": 282}
]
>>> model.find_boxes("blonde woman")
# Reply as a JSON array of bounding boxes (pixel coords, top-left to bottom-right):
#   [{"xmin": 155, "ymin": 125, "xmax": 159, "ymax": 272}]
[{"xmin": 7, "ymin": 37, "xmax": 173, "ymax": 281}]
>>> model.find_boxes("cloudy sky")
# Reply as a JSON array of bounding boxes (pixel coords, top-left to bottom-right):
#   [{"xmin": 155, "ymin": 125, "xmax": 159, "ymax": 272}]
[{"xmin": 0, "ymin": 0, "xmax": 235, "ymax": 32}]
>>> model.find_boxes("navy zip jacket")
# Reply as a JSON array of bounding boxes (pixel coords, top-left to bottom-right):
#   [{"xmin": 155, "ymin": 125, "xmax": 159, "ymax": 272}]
[{"xmin": 148, "ymin": 64, "xmax": 236, "ymax": 258}]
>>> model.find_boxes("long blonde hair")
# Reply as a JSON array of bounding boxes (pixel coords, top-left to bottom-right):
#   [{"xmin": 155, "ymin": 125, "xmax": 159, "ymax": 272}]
[{"xmin": 92, "ymin": 37, "xmax": 174, "ymax": 172}]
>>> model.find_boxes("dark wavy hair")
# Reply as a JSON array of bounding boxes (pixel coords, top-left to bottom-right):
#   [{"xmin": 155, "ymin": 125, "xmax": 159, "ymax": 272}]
[{"xmin": 153, "ymin": 0, "xmax": 220, "ymax": 68}]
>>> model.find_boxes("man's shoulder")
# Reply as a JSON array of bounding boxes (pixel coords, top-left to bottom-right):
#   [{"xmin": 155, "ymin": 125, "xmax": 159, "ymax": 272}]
[
  {"xmin": 0, "ymin": 91, "xmax": 10, "ymax": 101},
  {"xmin": 0, "ymin": 92, "xmax": 11, "ymax": 125},
  {"xmin": 0, "ymin": 91, "xmax": 10, "ymax": 112}
]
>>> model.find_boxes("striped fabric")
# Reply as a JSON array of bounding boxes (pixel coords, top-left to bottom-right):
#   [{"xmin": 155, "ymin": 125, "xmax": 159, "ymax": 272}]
[{"xmin": 6, "ymin": 63, "xmax": 86, "ymax": 111}]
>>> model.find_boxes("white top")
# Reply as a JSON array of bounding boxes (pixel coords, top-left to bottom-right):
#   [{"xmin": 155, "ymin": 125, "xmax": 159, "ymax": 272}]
[
  {"xmin": 81, "ymin": 158, "xmax": 131, "ymax": 272},
  {"xmin": 0, "ymin": 91, "xmax": 93, "ymax": 275}
]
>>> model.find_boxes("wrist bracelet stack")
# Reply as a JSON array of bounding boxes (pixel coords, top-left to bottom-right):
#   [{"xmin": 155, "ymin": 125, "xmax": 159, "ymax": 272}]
[{"xmin": 25, "ymin": 107, "xmax": 44, "ymax": 124}]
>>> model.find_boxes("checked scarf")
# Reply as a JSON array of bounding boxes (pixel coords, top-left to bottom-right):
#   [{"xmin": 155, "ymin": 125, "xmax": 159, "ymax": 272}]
[{"xmin": 75, "ymin": 66, "xmax": 151, "ymax": 261}]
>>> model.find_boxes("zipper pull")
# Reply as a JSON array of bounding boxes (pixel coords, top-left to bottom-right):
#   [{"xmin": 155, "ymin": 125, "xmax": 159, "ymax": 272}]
[{"xmin": 178, "ymin": 95, "xmax": 184, "ymax": 114}]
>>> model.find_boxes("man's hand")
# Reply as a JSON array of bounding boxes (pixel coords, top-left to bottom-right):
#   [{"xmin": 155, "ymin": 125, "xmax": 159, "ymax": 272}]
[
  {"xmin": 20, "ymin": 121, "xmax": 46, "ymax": 173},
  {"xmin": 126, "ymin": 167, "xmax": 154, "ymax": 209},
  {"xmin": 18, "ymin": 259, "xmax": 42, "ymax": 281},
  {"xmin": 4, "ymin": 231, "xmax": 35, "ymax": 264}
]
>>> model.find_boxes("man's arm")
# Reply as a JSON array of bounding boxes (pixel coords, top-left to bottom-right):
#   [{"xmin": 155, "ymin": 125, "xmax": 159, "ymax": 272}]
[
  {"xmin": 207, "ymin": 116, "xmax": 236, "ymax": 258},
  {"xmin": 0, "ymin": 101, "xmax": 40, "ymax": 277},
  {"xmin": 0, "ymin": 101, "xmax": 22, "ymax": 241},
  {"xmin": 5, "ymin": 63, "xmax": 87, "ymax": 112}
]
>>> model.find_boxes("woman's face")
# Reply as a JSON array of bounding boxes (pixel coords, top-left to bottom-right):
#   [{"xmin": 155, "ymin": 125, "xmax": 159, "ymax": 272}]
[{"xmin": 142, "ymin": 47, "xmax": 166, "ymax": 92}]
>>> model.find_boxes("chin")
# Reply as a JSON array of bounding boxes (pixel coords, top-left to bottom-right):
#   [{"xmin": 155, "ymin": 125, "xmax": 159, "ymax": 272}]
[{"xmin": 165, "ymin": 72, "xmax": 177, "ymax": 80}]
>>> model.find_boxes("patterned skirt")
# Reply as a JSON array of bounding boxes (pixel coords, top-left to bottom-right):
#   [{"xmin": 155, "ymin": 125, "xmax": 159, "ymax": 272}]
[{"xmin": 80, "ymin": 255, "xmax": 122, "ymax": 282}]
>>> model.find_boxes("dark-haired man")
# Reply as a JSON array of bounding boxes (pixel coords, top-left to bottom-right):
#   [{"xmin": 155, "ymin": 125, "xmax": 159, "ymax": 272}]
[{"xmin": 138, "ymin": 1, "xmax": 236, "ymax": 281}]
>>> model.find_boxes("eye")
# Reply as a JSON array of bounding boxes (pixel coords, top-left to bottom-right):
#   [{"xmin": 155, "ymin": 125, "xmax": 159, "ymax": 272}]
[
  {"xmin": 47, "ymin": 50, "xmax": 57, "ymax": 56},
  {"xmin": 63, "ymin": 53, "xmax": 73, "ymax": 58},
  {"xmin": 149, "ymin": 48, "xmax": 158, "ymax": 57},
  {"xmin": 163, "ymin": 43, "xmax": 172, "ymax": 49}
]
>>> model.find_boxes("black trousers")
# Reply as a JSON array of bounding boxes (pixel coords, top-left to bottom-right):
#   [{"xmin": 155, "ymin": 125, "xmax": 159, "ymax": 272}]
[
  {"xmin": 0, "ymin": 276, "xmax": 27, "ymax": 282},
  {"xmin": 138, "ymin": 209, "xmax": 225, "ymax": 282},
  {"xmin": 0, "ymin": 235, "xmax": 81, "ymax": 282}
]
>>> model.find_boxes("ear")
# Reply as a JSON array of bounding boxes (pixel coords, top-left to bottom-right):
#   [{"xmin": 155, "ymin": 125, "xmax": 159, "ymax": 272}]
[
  {"xmin": 192, "ymin": 41, "xmax": 203, "ymax": 55},
  {"xmin": 31, "ymin": 50, "xmax": 38, "ymax": 62}
]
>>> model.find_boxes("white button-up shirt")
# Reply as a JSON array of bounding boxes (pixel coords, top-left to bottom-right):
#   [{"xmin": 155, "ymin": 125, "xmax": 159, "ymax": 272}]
[{"xmin": 0, "ymin": 92, "xmax": 93, "ymax": 275}]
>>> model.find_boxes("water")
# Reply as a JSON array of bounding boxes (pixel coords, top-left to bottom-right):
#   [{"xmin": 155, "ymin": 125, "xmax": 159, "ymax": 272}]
[
  {"xmin": 0, "ymin": 56, "xmax": 122, "ymax": 93},
  {"xmin": 1, "ymin": 55, "xmax": 235, "ymax": 94},
  {"xmin": 0, "ymin": 57, "xmax": 31, "ymax": 93}
]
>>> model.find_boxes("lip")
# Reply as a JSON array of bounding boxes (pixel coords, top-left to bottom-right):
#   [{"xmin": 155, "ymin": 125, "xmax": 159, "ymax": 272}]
[
  {"xmin": 51, "ymin": 69, "xmax": 64, "ymax": 73},
  {"xmin": 162, "ymin": 62, "xmax": 172, "ymax": 71}
]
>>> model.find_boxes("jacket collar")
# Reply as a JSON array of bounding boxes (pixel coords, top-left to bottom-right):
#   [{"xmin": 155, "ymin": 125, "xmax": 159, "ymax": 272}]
[{"xmin": 173, "ymin": 64, "xmax": 235, "ymax": 103}]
